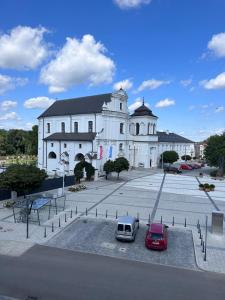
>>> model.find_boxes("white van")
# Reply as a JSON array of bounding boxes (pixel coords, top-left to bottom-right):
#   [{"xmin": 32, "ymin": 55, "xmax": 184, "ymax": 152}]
[{"xmin": 115, "ymin": 216, "xmax": 139, "ymax": 242}]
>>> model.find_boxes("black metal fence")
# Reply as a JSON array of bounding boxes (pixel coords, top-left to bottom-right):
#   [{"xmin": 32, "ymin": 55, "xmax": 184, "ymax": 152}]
[{"xmin": 0, "ymin": 175, "xmax": 75, "ymax": 201}]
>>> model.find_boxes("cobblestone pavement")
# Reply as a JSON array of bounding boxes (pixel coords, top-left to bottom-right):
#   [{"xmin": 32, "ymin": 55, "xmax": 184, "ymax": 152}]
[{"xmin": 47, "ymin": 218, "xmax": 197, "ymax": 270}]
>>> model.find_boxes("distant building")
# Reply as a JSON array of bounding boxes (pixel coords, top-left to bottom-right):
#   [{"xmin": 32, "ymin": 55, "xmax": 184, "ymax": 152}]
[
  {"xmin": 37, "ymin": 89, "xmax": 195, "ymax": 175},
  {"xmin": 194, "ymin": 142, "xmax": 207, "ymax": 158}
]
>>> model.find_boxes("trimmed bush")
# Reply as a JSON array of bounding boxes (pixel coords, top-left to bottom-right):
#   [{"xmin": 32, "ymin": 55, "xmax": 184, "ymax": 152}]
[
  {"xmin": 181, "ymin": 155, "xmax": 192, "ymax": 161},
  {"xmin": 103, "ymin": 160, "xmax": 115, "ymax": 179},
  {"xmin": 210, "ymin": 169, "xmax": 218, "ymax": 177},
  {"xmin": 209, "ymin": 184, "xmax": 215, "ymax": 191},
  {"xmin": 199, "ymin": 184, "xmax": 204, "ymax": 190}
]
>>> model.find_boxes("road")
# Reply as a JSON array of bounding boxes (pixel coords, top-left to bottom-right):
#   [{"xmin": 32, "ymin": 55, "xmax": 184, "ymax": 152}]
[{"xmin": 0, "ymin": 245, "xmax": 225, "ymax": 300}]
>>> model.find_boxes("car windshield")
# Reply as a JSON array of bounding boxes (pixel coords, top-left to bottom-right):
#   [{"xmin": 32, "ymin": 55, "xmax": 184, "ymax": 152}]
[
  {"xmin": 125, "ymin": 225, "xmax": 131, "ymax": 232},
  {"xmin": 150, "ymin": 233, "xmax": 163, "ymax": 240},
  {"xmin": 117, "ymin": 224, "xmax": 124, "ymax": 231}
]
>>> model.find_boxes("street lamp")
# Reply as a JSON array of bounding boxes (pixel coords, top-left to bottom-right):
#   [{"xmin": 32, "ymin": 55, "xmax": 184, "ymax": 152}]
[
  {"xmin": 58, "ymin": 152, "xmax": 69, "ymax": 195},
  {"xmin": 161, "ymin": 144, "xmax": 164, "ymax": 169}
]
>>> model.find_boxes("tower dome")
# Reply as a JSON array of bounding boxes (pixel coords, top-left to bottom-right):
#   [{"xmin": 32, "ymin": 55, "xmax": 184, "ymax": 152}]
[{"xmin": 131, "ymin": 98, "xmax": 157, "ymax": 117}]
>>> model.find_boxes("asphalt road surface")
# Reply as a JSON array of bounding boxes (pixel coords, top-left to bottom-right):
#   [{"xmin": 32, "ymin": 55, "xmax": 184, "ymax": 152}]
[{"xmin": 0, "ymin": 245, "xmax": 225, "ymax": 300}]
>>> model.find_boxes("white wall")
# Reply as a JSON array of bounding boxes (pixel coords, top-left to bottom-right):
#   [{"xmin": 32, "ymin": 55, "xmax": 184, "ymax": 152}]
[{"xmin": 38, "ymin": 89, "xmax": 194, "ymax": 174}]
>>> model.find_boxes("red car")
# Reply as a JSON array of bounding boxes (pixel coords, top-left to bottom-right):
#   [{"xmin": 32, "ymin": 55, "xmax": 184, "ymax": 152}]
[
  {"xmin": 180, "ymin": 164, "xmax": 192, "ymax": 170},
  {"xmin": 145, "ymin": 223, "xmax": 168, "ymax": 250}
]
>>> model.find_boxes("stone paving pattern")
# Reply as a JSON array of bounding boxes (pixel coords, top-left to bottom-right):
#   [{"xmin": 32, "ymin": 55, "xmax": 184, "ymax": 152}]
[{"xmin": 47, "ymin": 218, "xmax": 197, "ymax": 270}]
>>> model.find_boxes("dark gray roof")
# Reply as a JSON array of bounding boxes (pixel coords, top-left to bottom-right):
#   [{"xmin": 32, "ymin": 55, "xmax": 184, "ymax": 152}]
[
  {"xmin": 44, "ymin": 132, "xmax": 96, "ymax": 141},
  {"xmin": 157, "ymin": 131, "xmax": 194, "ymax": 143},
  {"xmin": 38, "ymin": 93, "xmax": 112, "ymax": 118},
  {"xmin": 131, "ymin": 104, "xmax": 157, "ymax": 118}
]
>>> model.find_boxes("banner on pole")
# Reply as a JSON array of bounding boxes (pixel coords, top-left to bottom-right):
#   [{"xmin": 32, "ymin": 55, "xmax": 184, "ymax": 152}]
[{"xmin": 108, "ymin": 146, "xmax": 112, "ymax": 158}]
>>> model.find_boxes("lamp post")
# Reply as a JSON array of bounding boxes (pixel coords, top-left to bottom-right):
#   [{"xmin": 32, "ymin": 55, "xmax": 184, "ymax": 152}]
[
  {"xmin": 133, "ymin": 144, "xmax": 136, "ymax": 168},
  {"xmin": 161, "ymin": 145, "xmax": 164, "ymax": 169},
  {"xmin": 58, "ymin": 153, "xmax": 69, "ymax": 196}
]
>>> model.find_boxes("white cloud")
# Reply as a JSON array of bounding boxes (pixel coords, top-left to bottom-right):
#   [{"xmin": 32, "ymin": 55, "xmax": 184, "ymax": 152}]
[
  {"xmin": 188, "ymin": 105, "xmax": 195, "ymax": 111},
  {"xmin": 0, "ymin": 26, "xmax": 49, "ymax": 70},
  {"xmin": 195, "ymin": 128, "xmax": 225, "ymax": 140},
  {"xmin": 1, "ymin": 100, "xmax": 17, "ymax": 111},
  {"xmin": 155, "ymin": 98, "xmax": 175, "ymax": 108},
  {"xmin": 114, "ymin": 0, "xmax": 152, "ymax": 9},
  {"xmin": 24, "ymin": 96, "xmax": 55, "ymax": 109},
  {"xmin": 201, "ymin": 104, "xmax": 210, "ymax": 109},
  {"xmin": 113, "ymin": 78, "xmax": 133, "ymax": 90},
  {"xmin": 128, "ymin": 97, "xmax": 150, "ymax": 112},
  {"xmin": 0, "ymin": 74, "xmax": 28, "ymax": 95},
  {"xmin": 24, "ymin": 122, "xmax": 36, "ymax": 130},
  {"xmin": 208, "ymin": 32, "xmax": 225, "ymax": 58},
  {"xmin": 215, "ymin": 106, "xmax": 224, "ymax": 113},
  {"xmin": 0, "ymin": 111, "xmax": 20, "ymax": 121},
  {"xmin": 180, "ymin": 79, "xmax": 192, "ymax": 87},
  {"xmin": 201, "ymin": 72, "xmax": 225, "ymax": 90},
  {"xmin": 40, "ymin": 34, "xmax": 115, "ymax": 93},
  {"xmin": 137, "ymin": 79, "xmax": 170, "ymax": 92}
]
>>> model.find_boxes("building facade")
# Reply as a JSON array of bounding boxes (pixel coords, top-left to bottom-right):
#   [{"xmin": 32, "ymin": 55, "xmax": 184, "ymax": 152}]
[{"xmin": 37, "ymin": 89, "xmax": 195, "ymax": 175}]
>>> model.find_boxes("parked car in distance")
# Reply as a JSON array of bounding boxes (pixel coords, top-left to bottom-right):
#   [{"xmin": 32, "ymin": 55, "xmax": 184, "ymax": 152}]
[
  {"xmin": 145, "ymin": 223, "xmax": 168, "ymax": 250},
  {"xmin": 180, "ymin": 164, "xmax": 192, "ymax": 170},
  {"xmin": 115, "ymin": 216, "xmax": 139, "ymax": 242},
  {"xmin": 164, "ymin": 166, "xmax": 182, "ymax": 174},
  {"xmin": 193, "ymin": 163, "xmax": 201, "ymax": 169}
]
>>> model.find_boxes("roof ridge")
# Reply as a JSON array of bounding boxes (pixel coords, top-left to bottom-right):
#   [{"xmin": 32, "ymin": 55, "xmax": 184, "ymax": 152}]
[{"xmin": 54, "ymin": 92, "xmax": 112, "ymax": 103}]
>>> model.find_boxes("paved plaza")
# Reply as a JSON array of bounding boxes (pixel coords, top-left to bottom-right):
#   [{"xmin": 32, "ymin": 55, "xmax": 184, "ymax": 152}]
[
  {"xmin": 1, "ymin": 168, "xmax": 225, "ymax": 273},
  {"xmin": 47, "ymin": 218, "xmax": 197, "ymax": 270}
]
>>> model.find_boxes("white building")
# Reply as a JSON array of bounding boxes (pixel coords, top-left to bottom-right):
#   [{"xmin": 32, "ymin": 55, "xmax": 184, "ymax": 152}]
[{"xmin": 37, "ymin": 89, "xmax": 195, "ymax": 175}]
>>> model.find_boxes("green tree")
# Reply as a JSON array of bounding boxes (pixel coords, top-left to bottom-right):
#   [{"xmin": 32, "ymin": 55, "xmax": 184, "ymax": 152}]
[
  {"xmin": 114, "ymin": 157, "xmax": 129, "ymax": 179},
  {"xmin": 0, "ymin": 130, "xmax": 7, "ymax": 156},
  {"xmin": 85, "ymin": 162, "xmax": 95, "ymax": 180},
  {"xmin": 204, "ymin": 133, "xmax": 225, "ymax": 177},
  {"xmin": 161, "ymin": 151, "xmax": 179, "ymax": 165},
  {"xmin": 181, "ymin": 155, "xmax": 192, "ymax": 161},
  {"xmin": 0, "ymin": 164, "xmax": 47, "ymax": 197},
  {"xmin": 26, "ymin": 125, "xmax": 38, "ymax": 155},
  {"xmin": 103, "ymin": 160, "xmax": 115, "ymax": 179},
  {"xmin": 74, "ymin": 161, "xmax": 84, "ymax": 183},
  {"xmin": 74, "ymin": 160, "xmax": 95, "ymax": 181}
]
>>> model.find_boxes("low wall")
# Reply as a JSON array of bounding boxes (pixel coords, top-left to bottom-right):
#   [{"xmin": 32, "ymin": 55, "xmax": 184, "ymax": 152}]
[{"xmin": 0, "ymin": 175, "xmax": 75, "ymax": 201}]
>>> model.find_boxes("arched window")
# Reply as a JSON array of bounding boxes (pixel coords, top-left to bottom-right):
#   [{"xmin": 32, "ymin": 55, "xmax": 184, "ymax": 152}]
[
  {"xmin": 136, "ymin": 123, "xmax": 140, "ymax": 135},
  {"xmin": 153, "ymin": 124, "xmax": 156, "ymax": 134},
  {"xmin": 75, "ymin": 153, "xmax": 84, "ymax": 161},
  {"xmin": 48, "ymin": 152, "xmax": 57, "ymax": 159},
  {"xmin": 148, "ymin": 123, "xmax": 150, "ymax": 135}
]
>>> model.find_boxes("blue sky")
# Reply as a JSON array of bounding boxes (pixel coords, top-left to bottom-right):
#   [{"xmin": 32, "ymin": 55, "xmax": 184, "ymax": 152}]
[{"xmin": 0, "ymin": 0, "xmax": 225, "ymax": 141}]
